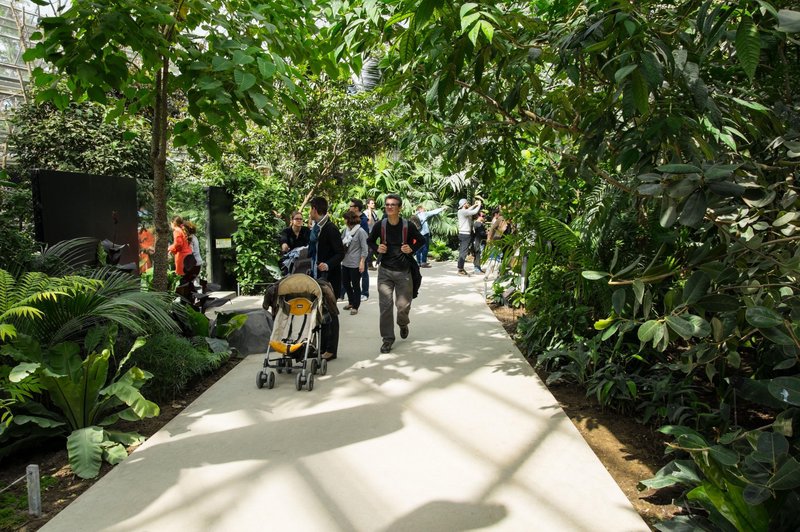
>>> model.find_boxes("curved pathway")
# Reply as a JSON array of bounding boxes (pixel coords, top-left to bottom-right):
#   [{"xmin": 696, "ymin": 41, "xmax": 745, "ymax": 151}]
[{"xmin": 43, "ymin": 262, "xmax": 649, "ymax": 531}]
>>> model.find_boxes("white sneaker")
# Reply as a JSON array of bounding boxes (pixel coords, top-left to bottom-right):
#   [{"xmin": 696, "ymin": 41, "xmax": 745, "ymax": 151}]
[{"xmin": 360, "ymin": 295, "xmax": 368, "ymax": 301}]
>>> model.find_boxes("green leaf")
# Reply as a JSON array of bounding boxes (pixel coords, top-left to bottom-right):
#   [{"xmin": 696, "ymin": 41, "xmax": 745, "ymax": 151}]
[
  {"xmin": 736, "ymin": 17, "xmax": 760, "ymax": 80},
  {"xmin": 235, "ymin": 71, "xmax": 257, "ymax": 92},
  {"xmin": 698, "ymin": 294, "xmax": 740, "ymax": 312},
  {"xmin": 657, "ymin": 164, "xmax": 702, "ymax": 174},
  {"xmin": 759, "ymin": 326, "xmax": 795, "ymax": 346},
  {"xmin": 745, "ymin": 306, "xmax": 784, "ymax": 328},
  {"xmin": 685, "ymin": 314, "xmax": 711, "ymax": 338},
  {"xmin": 102, "ymin": 442, "xmax": 128, "ymax": 465},
  {"xmin": 679, "ymin": 190, "xmax": 707, "ymax": 227},
  {"xmin": 594, "ymin": 318, "xmax": 615, "ymax": 330},
  {"xmin": 768, "ymin": 457, "xmax": 800, "ymax": 489},
  {"xmin": 9, "ymin": 362, "xmax": 39, "ymax": 383},
  {"xmin": 632, "ymin": 279, "xmax": 644, "ymax": 304},
  {"xmin": 614, "ymin": 64, "xmax": 637, "ymax": 84},
  {"xmin": 67, "ymin": 426, "xmax": 105, "ymax": 479},
  {"xmin": 777, "ymin": 9, "xmax": 800, "ymax": 33},
  {"xmin": 257, "ymin": 58, "xmax": 276, "ymax": 79},
  {"xmin": 708, "ymin": 181, "xmax": 745, "ymax": 197},
  {"xmin": 660, "ymin": 197, "xmax": 678, "ymax": 227},
  {"xmin": 638, "ymin": 320, "xmax": 660, "ymax": 342},
  {"xmin": 232, "ymin": 50, "xmax": 254, "ymax": 65},
  {"xmin": 666, "ymin": 315, "xmax": 694, "ymax": 339},
  {"xmin": 683, "ymin": 271, "xmax": 710, "ymax": 305},
  {"xmin": 768, "ymin": 377, "xmax": 800, "ymax": 406},
  {"xmin": 581, "ymin": 270, "xmax": 610, "ymax": 280},
  {"xmin": 612, "ymin": 288, "xmax": 626, "ymax": 315},
  {"xmin": 631, "ymin": 71, "xmax": 649, "ymax": 114}
]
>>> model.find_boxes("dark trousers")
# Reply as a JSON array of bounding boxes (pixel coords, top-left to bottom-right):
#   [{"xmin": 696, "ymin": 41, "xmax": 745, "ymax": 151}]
[
  {"xmin": 361, "ymin": 268, "xmax": 369, "ymax": 298},
  {"xmin": 321, "ymin": 313, "xmax": 339, "ymax": 356},
  {"xmin": 415, "ymin": 234, "xmax": 432, "ymax": 264},
  {"xmin": 342, "ymin": 265, "xmax": 362, "ymax": 309},
  {"xmin": 457, "ymin": 233, "xmax": 471, "ymax": 270},
  {"xmin": 473, "ymin": 238, "xmax": 485, "ymax": 269}
]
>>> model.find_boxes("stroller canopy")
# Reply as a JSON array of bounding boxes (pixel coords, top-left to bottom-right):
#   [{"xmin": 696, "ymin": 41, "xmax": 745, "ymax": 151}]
[{"xmin": 277, "ymin": 273, "xmax": 323, "ymax": 299}]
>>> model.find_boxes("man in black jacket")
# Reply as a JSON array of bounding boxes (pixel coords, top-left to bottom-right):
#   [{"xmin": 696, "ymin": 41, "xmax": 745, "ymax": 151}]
[
  {"xmin": 367, "ymin": 194, "xmax": 424, "ymax": 353},
  {"xmin": 309, "ymin": 196, "xmax": 345, "ymax": 360}
]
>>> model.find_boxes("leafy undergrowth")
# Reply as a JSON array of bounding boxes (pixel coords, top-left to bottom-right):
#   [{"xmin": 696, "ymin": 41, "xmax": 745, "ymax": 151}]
[{"xmin": 0, "ymin": 357, "xmax": 242, "ymax": 531}]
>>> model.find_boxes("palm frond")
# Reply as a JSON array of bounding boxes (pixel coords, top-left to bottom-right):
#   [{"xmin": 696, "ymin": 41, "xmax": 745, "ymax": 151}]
[{"xmin": 538, "ymin": 217, "xmax": 580, "ymax": 254}]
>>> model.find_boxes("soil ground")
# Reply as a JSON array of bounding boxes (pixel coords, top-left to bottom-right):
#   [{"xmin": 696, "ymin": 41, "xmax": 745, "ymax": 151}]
[{"xmin": 1, "ymin": 308, "xmax": 681, "ymax": 531}]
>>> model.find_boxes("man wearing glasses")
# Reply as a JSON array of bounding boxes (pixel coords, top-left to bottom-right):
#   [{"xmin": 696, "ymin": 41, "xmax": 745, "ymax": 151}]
[{"xmin": 367, "ymin": 194, "xmax": 424, "ymax": 353}]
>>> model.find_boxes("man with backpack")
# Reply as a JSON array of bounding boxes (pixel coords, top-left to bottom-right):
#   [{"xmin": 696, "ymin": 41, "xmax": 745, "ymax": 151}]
[{"xmin": 367, "ymin": 193, "xmax": 424, "ymax": 353}]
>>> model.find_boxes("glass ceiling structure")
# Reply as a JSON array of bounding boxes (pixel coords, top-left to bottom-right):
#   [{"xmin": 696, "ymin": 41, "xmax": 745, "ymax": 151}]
[{"xmin": 0, "ymin": 0, "xmax": 47, "ymax": 166}]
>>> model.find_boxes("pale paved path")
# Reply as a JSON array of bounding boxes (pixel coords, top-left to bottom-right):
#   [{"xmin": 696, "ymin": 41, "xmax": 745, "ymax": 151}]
[{"xmin": 43, "ymin": 262, "xmax": 649, "ymax": 532}]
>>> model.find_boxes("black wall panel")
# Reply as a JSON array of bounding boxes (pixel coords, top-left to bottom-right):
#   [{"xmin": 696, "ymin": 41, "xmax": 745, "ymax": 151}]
[{"xmin": 31, "ymin": 169, "xmax": 138, "ymax": 268}]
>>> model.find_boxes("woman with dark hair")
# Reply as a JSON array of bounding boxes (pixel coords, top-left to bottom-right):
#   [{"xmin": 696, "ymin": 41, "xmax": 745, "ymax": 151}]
[
  {"xmin": 341, "ymin": 210, "xmax": 368, "ymax": 315},
  {"xmin": 279, "ymin": 210, "xmax": 311, "ymax": 254}
]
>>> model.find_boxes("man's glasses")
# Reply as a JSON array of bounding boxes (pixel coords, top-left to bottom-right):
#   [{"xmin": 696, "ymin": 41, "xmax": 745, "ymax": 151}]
[{"xmin": 385, "ymin": 203, "xmax": 400, "ymax": 207}]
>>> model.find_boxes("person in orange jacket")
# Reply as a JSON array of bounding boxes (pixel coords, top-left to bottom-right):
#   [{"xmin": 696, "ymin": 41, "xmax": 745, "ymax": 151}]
[{"xmin": 168, "ymin": 216, "xmax": 192, "ymax": 276}]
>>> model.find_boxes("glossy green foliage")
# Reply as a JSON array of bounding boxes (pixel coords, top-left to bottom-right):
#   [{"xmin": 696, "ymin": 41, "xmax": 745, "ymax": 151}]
[{"xmin": 3, "ymin": 326, "xmax": 157, "ymax": 478}]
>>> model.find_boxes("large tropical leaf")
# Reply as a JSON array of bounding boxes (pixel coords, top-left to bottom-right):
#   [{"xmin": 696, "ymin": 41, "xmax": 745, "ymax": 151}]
[{"xmin": 66, "ymin": 426, "xmax": 105, "ymax": 479}]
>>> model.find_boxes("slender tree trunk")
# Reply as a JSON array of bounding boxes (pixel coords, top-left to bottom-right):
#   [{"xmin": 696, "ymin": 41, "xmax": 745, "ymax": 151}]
[{"xmin": 151, "ymin": 56, "xmax": 171, "ymax": 291}]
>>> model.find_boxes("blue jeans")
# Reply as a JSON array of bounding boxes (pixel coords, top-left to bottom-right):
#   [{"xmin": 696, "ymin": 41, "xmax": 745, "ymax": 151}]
[{"xmin": 415, "ymin": 233, "xmax": 432, "ymax": 264}]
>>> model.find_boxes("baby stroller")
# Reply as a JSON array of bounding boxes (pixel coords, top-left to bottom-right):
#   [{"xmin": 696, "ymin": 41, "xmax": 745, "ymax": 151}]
[{"xmin": 256, "ymin": 273, "xmax": 327, "ymax": 391}]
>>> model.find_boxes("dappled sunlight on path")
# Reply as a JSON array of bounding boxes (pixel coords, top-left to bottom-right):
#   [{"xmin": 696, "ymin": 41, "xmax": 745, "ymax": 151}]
[{"xmin": 42, "ymin": 261, "xmax": 648, "ymax": 532}]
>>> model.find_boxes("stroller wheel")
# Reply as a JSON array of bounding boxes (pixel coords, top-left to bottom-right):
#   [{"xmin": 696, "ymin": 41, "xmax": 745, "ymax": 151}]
[
  {"xmin": 319, "ymin": 359, "xmax": 328, "ymax": 376},
  {"xmin": 286, "ymin": 366, "xmax": 293, "ymax": 374},
  {"xmin": 295, "ymin": 372, "xmax": 303, "ymax": 391},
  {"xmin": 309, "ymin": 359, "xmax": 318, "ymax": 375},
  {"xmin": 277, "ymin": 367, "xmax": 283, "ymax": 374},
  {"xmin": 256, "ymin": 371, "xmax": 266, "ymax": 389},
  {"xmin": 267, "ymin": 371, "xmax": 276, "ymax": 389},
  {"xmin": 306, "ymin": 373, "xmax": 315, "ymax": 391}
]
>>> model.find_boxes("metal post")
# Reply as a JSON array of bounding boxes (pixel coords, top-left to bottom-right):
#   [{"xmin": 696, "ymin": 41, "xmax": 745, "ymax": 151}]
[{"xmin": 26, "ymin": 464, "xmax": 41, "ymax": 517}]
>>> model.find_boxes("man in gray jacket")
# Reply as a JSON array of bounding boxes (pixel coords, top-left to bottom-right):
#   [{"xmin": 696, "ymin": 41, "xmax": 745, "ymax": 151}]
[{"xmin": 456, "ymin": 198, "xmax": 482, "ymax": 275}]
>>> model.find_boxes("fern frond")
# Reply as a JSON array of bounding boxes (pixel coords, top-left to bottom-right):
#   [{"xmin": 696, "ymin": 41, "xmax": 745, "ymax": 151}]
[{"xmin": 538, "ymin": 217, "xmax": 580, "ymax": 254}]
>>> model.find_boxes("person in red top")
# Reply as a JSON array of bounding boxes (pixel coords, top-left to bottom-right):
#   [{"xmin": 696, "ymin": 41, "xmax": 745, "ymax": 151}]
[{"xmin": 168, "ymin": 216, "xmax": 191, "ymax": 276}]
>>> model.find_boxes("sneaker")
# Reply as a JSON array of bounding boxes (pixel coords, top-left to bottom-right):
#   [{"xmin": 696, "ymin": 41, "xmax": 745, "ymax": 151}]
[
  {"xmin": 380, "ymin": 341, "xmax": 393, "ymax": 353},
  {"xmin": 343, "ymin": 304, "xmax": 352, "ymax": 310},
  {"xmin": 474, "ymin": 267, "xmax": 484, "ymax": 274},
  {"xmin": 360, "ymin": 295, "xmax": 368, "ymax": 301},
  {"xmin": 400, "ymin": 325, "xmax": 409, "ymax": 339},
  {"xmin": 420, "ymin": 262, "xmax": 432, "ymax": 268},
  {"xmin": 457, "ymin": 269, "xmax": 468, "ymax": 276},
  {"xmin": 350, "ymin": 308, "xmax": 358, "ymax": 315}
]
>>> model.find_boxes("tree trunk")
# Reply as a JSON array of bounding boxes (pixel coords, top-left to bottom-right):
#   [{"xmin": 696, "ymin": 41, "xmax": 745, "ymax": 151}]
[{"xmin": 151, "ymin": 56, "xmax": 171, "ymax": 292}]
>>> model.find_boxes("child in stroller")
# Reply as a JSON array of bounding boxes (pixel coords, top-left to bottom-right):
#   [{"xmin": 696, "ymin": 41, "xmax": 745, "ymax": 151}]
[{"xmin": 257, "ymin": 273, "xmax": 336, "ymax": 391}]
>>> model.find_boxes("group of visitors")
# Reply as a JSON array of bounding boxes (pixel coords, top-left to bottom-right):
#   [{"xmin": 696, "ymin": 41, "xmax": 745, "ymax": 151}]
[{"xmin": 273, "ymin": 193, "xmax": 511, "ymax": 360}]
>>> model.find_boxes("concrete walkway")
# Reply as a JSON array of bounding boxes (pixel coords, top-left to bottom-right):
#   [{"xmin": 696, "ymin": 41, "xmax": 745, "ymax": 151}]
[{"xmin": 43, "ymin": 262, "xmax": 649, "ymax": 532}]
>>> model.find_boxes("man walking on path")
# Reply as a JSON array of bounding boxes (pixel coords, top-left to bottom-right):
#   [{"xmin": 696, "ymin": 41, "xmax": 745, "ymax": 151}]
[
  {"xmin": 364, "ymin": 198, "xmax": 380, "ymax": 271},
  {"xmin": 349, "ymin": 198, "xmax": 371, "ymax": 300},
  {"xmin": 457, "ymin": 198, "xmax": 482, "ymax": 275},
  {"xmin": 368, "ymin": 193, "xmax": 424, "ymax": 353},
  {"xmin": 309, "ymin": 196, "xmax": 345, "ymax": 360},
  {"xmin": 414, "ymin": 204, "xmax": 448, "ymax": 268}
]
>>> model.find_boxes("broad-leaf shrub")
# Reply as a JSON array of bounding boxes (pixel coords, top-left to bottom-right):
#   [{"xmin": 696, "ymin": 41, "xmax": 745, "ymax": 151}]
[{"xmin": 3, "ymin": 326, "xmax": 157, "ymax": 478}]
